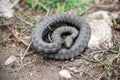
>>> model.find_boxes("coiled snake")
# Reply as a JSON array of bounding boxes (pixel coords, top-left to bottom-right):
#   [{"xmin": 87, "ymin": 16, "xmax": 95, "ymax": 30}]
[{"xmin": 31, "ymin": 14, "xmax": 91, "ymax": 59}]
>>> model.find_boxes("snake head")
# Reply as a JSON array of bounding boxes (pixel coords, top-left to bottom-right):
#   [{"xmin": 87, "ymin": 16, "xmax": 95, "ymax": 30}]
[{"xmin": 64, "ymin": 37, "xmax": 73, "ymax": 48}]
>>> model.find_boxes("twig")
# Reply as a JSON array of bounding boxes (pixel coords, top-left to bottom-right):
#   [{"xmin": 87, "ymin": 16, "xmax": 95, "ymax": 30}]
[
  {"xmin": 18, "ymin": 60, "xmax": 36, "ymax": 72},
  {"xmin": 18, "ymin": 43, "xmax": 33, "ymax": 71},
  {"xmin": 81, "ymin": 54, "xmax": 100, "ymax": 63},
  {"xmin": 97, "ymin": 71, "xmax": 106, "ymax": 80},
  {"xmin": 10, "ymin": 0, "xmax": 20, "ymax": 9},
  {"xmin": 22, "ymin": 42, "xmax": 32, "ymax": 59},
  {"xmin": 46, "ymin": 9, "xmax": 50, "ymax": 16},
  {"xmin": 7, "ymin": 26, "xmax": 34, "ymax": 49},
  {"xmin": 20, "ymin": 51, "xmax": 24, "ymax": 67},
  {"xmin": 21, "ymin": 42, "xmax": 32, "ymax": 64},
  {"xmin": 15, "ymin": 59, "xmax": 21, "ymax": 66},
  {"xmin": 15, "ymin": 15, "xmax": 33, "ymax": 26},
  {"xmin": 15, "ymin": 51, "xmax": 34, "ymax": 57},
  {"xmin": 90, "ymin": 50, "xmax": 108, "ymax": 55},
  {"xmin": 70, "ymin": 72, "xmax": 81, "ymax": 80},
  {"xmin": 12, "ymin": 30, "xmax": 29, "ymax": 46},
  {"xmin": 23, "ymin": 60, "xmax": 36, "ymax": 66}
]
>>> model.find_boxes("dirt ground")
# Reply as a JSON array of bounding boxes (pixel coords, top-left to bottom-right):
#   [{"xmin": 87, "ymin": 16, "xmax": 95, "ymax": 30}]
[{"xmin": 0, "ymin": 0, "xmax": 120, "ymax": 80}]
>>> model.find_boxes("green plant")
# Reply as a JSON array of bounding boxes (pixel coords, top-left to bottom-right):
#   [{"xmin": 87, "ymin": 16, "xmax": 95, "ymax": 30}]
[
  {"xmin": 24, "ymin": 0, "xmax": 37, "ymax": 8},
  {"xmin": 111, "ymin": 46, "xmax": 120, "ymax": 65},
  {"xmin": 111, "ymin": 46, "xmax": 120, "ymax": 54},
  {"xmin": 24, "ymin": 0, "xmax": 94, "ymax": 14},
  {"xmin": 57, "ymin": 3, "xmax": 65, "ymax": 13},
  {"xmin": 111, "ymin": 18, "xmax": 117, "ymax": 28},
  {"xmin": 98, "ymin": 46, "xmax": 120, "ymax": 79},
  {"xmin": 48, "ymin": 31, "xmax": 52, "ymax": 42}
]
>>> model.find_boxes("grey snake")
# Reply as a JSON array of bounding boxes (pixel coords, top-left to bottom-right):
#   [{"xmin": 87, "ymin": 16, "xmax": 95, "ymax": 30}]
[{"xmin": 31, "ymin": 14, "xmax": 91, "ymax": 59}]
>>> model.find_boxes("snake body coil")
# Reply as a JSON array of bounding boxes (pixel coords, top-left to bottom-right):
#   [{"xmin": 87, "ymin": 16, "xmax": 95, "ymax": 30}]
[{"xmin": 31, "ymin": 14, "xmax": 91, "ymax": 59}]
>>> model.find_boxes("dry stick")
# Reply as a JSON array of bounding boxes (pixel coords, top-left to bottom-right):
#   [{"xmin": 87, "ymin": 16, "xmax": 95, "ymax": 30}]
[
  {"xmin": 18, "ymin": 43, "xmax": 32, "ymax": 71},
  {"xmin": 97, "ymin": 71, "xmax": 106, "ymax": 80},
  {"xmin": 20, "ymin": 51, "xmax": 24, "ymax": 67},
  {"xmin": 23, "ymin": 60, "xmax": 36, "ymax": 67},
  {"xmin": 7, "ymin": 26, "xmax": 34, "ymax": 49},
  {"xmin": 89, "ymin": 50, "xmax": 108, "ymax": 55},
  {"xmin": 15, "ymin": 59, "xmax": 21, "ymax": 66},
  {"xmin": 18, "ymin": 60, "xmax": 36, "ymax": 72},
  {"xmin": 81, "ymin": 54, "xmax": 100, "ymax": 63},
  {"xmin": 22, "ymin": 42, "xmax": 32, "ymax": 59},
  {"xmin": 15, "ymin": 51, "xmax": 35, "ymax": 57},
  {"xmin": 10, "ymin": 0, "xmax": 21, "ymax": 9},
  {"xmin": 12, "ymin": 27, "xmax": 29, "ymax": 46},
  {"xmin": 21, "ymin": 42, "xmax": 32, "ymax": 65},
  {"xmin": 70, "ymin": 72, "xmax": 81, "ymax": 80}
]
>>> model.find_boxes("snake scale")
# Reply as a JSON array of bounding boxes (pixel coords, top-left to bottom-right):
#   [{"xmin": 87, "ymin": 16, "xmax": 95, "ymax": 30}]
[{"xmin": 31, "ymin": 14, "xmax": 91, "ymax": 59}]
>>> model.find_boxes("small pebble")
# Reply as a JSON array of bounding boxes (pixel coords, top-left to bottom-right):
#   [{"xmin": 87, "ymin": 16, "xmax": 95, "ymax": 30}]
[
  {"xmin": 4, "ymin": 56, "xmax": 16, "ymax": 65},
  {"xmin": 59, "ymin": 69, "xmax": 72, "ymax": 79}
]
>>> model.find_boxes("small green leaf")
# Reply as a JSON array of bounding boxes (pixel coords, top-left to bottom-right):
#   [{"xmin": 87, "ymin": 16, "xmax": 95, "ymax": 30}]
[
  {"xmin": 112, "ymin": 19, "xmax": 117, "ymax": 25},
  {"xmin": 30, "ymin": 24, "xmax": 35, "ymax": 28}
]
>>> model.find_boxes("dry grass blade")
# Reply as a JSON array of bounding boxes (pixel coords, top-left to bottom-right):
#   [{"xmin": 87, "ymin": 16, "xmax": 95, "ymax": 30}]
[
  {"xmin": 21, "ymin": 42, "xmax": 32, "ymax": 62},
  {"xmin": 81, "ymin": 54, "xmax": 100, "ymax": 63},
  {"xmin": 16, "ymin": 15, "xmax": 33, "ymax": 26},
  {"xmin": 97, "ymin": 71, "xmax": 106, "ymax": 80}
]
